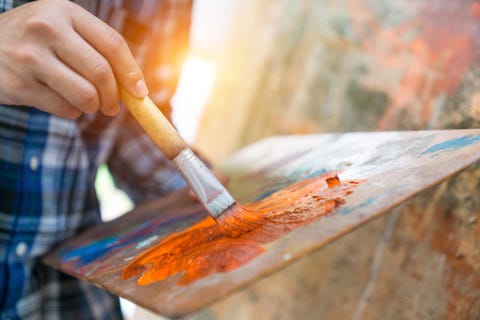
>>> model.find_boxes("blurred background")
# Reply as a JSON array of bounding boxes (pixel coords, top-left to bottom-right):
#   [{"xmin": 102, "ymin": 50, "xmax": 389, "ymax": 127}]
[{"xmin": 98, "ymin": 0, "xmax": 480, "ymax": 319}]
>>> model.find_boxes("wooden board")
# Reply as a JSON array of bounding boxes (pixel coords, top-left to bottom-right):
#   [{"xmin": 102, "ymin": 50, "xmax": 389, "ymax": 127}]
[{"xmin": 43, "ymin": 129, "xmax": 480, "ymax": 318}]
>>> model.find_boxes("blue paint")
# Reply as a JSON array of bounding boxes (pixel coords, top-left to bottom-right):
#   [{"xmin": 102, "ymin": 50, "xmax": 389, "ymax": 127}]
[
  {"xmin": 62, "ymin": 237, "xmax": 117, "ymax": 264},
  {"xmin": 420, "ymin": 135, "xmax": 480, "ymax": 155},
  {"xmin": 60, "ymin": 210, "xmax": 205, "ymax": 268}
]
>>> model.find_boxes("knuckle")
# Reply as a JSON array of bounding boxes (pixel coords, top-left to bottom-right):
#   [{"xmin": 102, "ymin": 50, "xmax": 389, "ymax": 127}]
[
  {"xmin": 25, "ymin": 15, "xmax": 58, "ymax": 38},
  {"xmin": 93, "ymin": 61, "xmax": 110, "ymax": 80},
  {"xmin": 15, "ymin": 46, "xmax": 40, "ymax": 66},
  {"xmin": 126, "ymin": 65, "xmax": 141, "ymax": 81},
  {"xmin": 105, "ymin": 29, "xmax": 126, "ymax": 51}
]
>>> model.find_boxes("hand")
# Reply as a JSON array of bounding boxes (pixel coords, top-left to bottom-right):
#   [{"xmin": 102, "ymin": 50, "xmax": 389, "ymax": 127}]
[{"xmin": 0, "ymin": 0, "xmax": 148, "ymax": 119}]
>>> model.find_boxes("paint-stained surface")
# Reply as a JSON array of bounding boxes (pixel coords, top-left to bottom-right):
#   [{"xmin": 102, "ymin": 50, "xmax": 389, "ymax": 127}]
[
  {"xmin": 121, "ymin": 174, "xmax": 360, "ymax": 286},
  {"xmin": 44, "ymin": 130, "xmax": 480, "ymax": 318},
  {"xmin": 189, "ymin": 1, "xmax": 480, "ymax": 318}
]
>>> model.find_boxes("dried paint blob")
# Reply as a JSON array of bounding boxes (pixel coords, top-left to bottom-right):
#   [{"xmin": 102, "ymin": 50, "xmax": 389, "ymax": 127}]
[{"xmin": 122, "ymin": 173, "xmax": 362, "ymax": 285}]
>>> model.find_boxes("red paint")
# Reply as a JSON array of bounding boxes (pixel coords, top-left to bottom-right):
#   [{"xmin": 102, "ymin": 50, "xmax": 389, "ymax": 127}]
[{"xmin": 122, "ymin": 173, "xmax": 361, "ymax": 285}]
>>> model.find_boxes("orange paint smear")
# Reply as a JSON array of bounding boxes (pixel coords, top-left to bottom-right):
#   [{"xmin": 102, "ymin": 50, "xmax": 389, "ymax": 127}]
[{"xmin": 122, "ymin": 173, "xmax": 362, "ymax": 285}]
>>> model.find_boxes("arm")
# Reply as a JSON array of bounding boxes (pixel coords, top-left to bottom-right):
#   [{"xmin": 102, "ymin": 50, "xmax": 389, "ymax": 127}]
[{"xmin": 0, "ymin": 0, "xmax": 148, "ymax": 119}]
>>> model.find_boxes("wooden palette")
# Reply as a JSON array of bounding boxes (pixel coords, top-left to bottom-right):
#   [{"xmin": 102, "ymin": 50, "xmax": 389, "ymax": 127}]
[{"xmin": 44, "ymin": 130, "xmax": 480, "ymax": 318}]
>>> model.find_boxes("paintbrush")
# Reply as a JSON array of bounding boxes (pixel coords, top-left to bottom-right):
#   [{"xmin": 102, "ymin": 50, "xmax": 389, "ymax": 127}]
[{"xmin": 119, "ymin": 87, "xmax": 255, "ymax": 236}]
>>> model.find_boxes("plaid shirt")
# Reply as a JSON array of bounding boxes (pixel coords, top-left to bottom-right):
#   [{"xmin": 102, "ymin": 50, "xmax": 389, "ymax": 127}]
[{"xmin": 0, "ymin": 1, "xmax": 191, "ymax": 319}]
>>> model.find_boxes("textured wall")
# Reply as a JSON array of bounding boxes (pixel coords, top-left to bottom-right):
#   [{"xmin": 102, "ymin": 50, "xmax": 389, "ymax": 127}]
[{"xmin": 191, "ymin": 1, "xmax": 480, "ymax": 319}]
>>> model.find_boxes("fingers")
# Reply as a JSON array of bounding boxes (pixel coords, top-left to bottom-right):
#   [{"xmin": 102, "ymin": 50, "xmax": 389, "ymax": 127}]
[
  {"xmin": 54, "ymin": 31, "xmax": 119, "ymax": 116},
  {"xmin": 0, "ymin": 0, "xmax": 146, "ymax": 119},
  {"xmin": 71, "ymin": 4, "xmax": 149, "ymax": 98},
  {"xmin": 31, "ymin": 83, "xmax": 81, "ymax": 119},
  {"xmin": 34, "ymin": 51, "xmax": 100, "ymax": 115}
]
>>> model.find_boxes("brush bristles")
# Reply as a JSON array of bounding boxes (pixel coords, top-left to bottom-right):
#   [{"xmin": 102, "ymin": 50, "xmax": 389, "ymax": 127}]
[{"xmin": 215, "ymin": 203, "xmax": 262, "ymax": 237}]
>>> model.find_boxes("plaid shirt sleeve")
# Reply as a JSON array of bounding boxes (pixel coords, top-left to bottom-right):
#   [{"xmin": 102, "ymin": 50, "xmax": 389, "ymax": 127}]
[
  {"xmin": 107, "ymin": 113, "xmax": 187, "ymax": 204},
  {"xmin": 0, "ymin": 1, "xmax": 192, "ymax": 319}
]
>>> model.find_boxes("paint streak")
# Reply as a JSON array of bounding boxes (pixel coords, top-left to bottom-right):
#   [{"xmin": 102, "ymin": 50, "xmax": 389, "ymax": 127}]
[
  {"xmin": 59, "ymin": 209, "xmax": 200, "ymax": 272},
  {"xmin": 122, "ymin": 173, "xmax": 362, "ymax": 285},
  {"xmin": 420, "ymin": 135, "xmax": 480, "ymax": 155},
  {"xmin": 63, "ymin": 237, "xmax": 118, "ymax": 265},
  {"xmin": 61, "ymin": 221, "xmax": 158, "ymax": 267}
]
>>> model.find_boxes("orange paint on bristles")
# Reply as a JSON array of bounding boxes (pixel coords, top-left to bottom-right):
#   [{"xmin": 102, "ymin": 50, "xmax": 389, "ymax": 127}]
[{"xmin": 122, "ymin": 173, "xmax": 362, "ymax": 285}]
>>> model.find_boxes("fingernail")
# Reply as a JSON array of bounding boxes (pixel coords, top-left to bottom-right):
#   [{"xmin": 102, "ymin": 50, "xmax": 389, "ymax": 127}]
[{"xmin": 135, "ymin": 79, "xmax": 149, "ymax": 97}]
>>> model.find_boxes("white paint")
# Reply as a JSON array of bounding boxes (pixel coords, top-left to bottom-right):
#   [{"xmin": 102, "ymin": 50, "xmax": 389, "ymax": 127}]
[{"xmin": 136, "ymin": 235, "xmax": 158, "ymax": 249}]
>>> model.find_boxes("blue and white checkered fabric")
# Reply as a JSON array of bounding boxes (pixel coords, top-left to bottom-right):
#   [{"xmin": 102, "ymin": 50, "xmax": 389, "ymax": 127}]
[{"xmin": 0, "ymin": 1, "xmax": 190, "ymax": 318}]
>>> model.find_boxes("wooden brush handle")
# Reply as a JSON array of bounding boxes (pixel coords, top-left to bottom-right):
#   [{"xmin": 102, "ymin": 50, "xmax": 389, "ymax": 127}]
[{"xmin": 119, "ymin": 86, "xmax": 187, "ymax": 159}]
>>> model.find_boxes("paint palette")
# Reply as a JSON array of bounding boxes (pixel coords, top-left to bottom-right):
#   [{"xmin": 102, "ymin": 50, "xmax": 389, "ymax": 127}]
[{"xmin": 43, "ymin": 130, "xmax": 480, "ymax": 318}]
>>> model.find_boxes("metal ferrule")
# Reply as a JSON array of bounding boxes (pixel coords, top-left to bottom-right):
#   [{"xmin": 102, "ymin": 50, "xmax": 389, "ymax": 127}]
[{"xmin": 172, "ymin": 148, "xmax": 235, "ymax": 218}]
